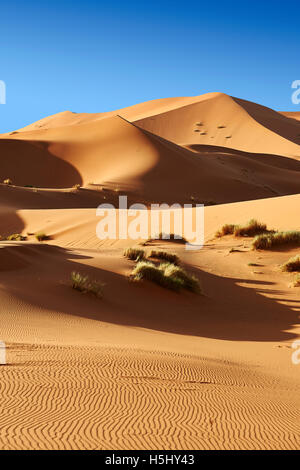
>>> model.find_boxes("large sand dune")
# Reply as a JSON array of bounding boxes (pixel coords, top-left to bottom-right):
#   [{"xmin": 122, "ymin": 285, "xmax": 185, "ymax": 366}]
[
  {"xmin": 0, "ymin": 93, "xmax": 299, "ymax": 450},
  {"xmin": 1, "ymin": 94, "xmax": 300, "ymax": 204}
]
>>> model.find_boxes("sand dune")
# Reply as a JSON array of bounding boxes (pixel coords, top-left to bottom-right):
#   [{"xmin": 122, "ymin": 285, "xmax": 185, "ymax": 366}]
[
  {"xmin": 0, "ymin": 93, "xmax": 300, "ymax": 450},
  {"xmin": 1, "ymin": 95, "xmax": 300, "ymax": 204}
]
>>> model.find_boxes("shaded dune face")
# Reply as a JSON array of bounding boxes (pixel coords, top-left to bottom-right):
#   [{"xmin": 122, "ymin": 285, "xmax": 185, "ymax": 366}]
[{"xmin": 0, "ymin": 139, "xmax": 82, "ymax": 188}]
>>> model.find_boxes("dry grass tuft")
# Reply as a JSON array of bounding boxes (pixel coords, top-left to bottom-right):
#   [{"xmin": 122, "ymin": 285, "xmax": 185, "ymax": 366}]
[
  {"xmin": 71, "ymin": 272, "xmax": 104, "ymax": 298},
  {"xmin": 292, "ymin": 274, "xmax": 300, "ymax": 287},
  {"xmin": 252, "ymin": 231, "xmax": 300, "ymax": 250},
  {"xmin": 123, "ymin": 247, "xmax": 145, "ymax": 261},
  {"xmin": 281, "ymin": 254, "xmax": 300, "ymax": 272},
  {"xmin": 216, "ymin": 219, "xmax": 268, "ymax": 238},
  {"xmin": 35, "ymin": 232, "xmax": 49, "ymax": 242},
  {"xmin": 131, "ymin": 261, "xmax": 201, "ymax": 293},
  {"xmin": 6, "ymin": 233, "xmax": 27, "ymax": 241},
  {"xmin": 149, "ymin": 250, "xmax": 179, "ymax": 265}
]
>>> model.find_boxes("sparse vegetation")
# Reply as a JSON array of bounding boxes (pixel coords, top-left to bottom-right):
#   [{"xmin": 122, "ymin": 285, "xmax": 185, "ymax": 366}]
[
  {"xmin": 131, "ymin": 261, "xmax": 201, "ymax": 294},
  {"xmin": 281, "ymin": 255, "xmax": 300, "ymax": 272},
  {"xmin": 293, "ymin": 274, "xmax": 300, "ymax": 287},
  {"xmin": 216, "ymin": 219, "xmax": 268, "ymax": 238},
  {"xmin": 71, "ymin": 271, "xmax": 104, "ymax": 298},
  {"xmin": 6, "ymin": 233, "xmax": 26, "ymax": 241},
  {"xmin": 234, "ymin": 219, "xmax": 267, "ymax": 237},
  {"xmin": 215, "ymin": 224, "xmax": 236, "ymax": 238},
  {"xmin": 149, "ymin": 250, "xmax": 179, "ymax": 265},
  {"xmin": 123, "ymin": 247, "xmax": 145, "ymax": 261},
  {"xmin": 252, "ymin": 231, "xmax": 300, "ymax": 250},
  {"xmin": 35, "ymin": 232, "xmax": 49, "ymax": 242},
  {"xmin": 161, "ymin": 263, "xmax": 201, "ymax": 293},
  {"xmin": 3, "ymin": 178, "xmax": 12, "ymax": 185}
]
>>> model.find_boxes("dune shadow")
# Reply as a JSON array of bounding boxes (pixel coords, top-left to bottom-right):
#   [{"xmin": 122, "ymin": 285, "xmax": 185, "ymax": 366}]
[
  {"xmin": 188, "ymin": 144, "xmax": 300, "ymax": 172},
  {"xmin": 0, "ymin": 139, "xmax": 82, "ymax": 188},
  {"xmin": 0, "ymin": 244, "xmax": 299, "ymax": 343}
]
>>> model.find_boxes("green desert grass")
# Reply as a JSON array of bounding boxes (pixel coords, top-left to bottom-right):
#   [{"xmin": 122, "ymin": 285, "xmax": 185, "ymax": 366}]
[
  {"xmin": 123, "ymin": 247, "xmax": 145, "ymax": 261},
  {"xmin": 71, "ymin": 272, "xmax": 104, "ymax": 298},
  {"xmin": 149, "ymin": 250, "xmax": 179, "ymax": 265},
  {"xmin": 281, "ymin": 254, "xmax": 300, "ymax": 272},
  {"xmin": 215, "ymin": 219, "xmax": 267, "ymax": 238},
  {"xmin": 252, "ymin": 231, "xmax": 300, "ymax": 250},
  {"xmin": 35, "ymin": 232, "xmax": 49, "ymax": 242},
  {"xmin": 131, "ymin": 261, "xmax": 201, "ymax": 293},
  {"xmin": 6, "ymin": 233, "xmax": 27, "ymax": 241}
]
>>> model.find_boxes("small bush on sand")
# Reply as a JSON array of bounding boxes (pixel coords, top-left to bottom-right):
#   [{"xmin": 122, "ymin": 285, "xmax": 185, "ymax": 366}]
[
  {"xmin": 252, "ymin": 231, "xmax": 300, "ymax": 250},
  {"xmin": 293, "ymin": 274, "xmax": 300, "ymax": 287},
  {"xmin": 131, "ymin": 261, "xmax": 183, "ymax": 291},
  {"xmin": 215, "ymin": 219, "xmax": 267, "ymax": 238},
  {"xmin": 281, "ymin": 255, "xmax": 300, "ymax": 272},
  {"xmin": 123, "ymin": 247, "xmax": 145, "ymax": 261},
  {"xmin": 215, "ymin": 224, "xmax": 236, "ymax": 238},
  {"xmin": 131, "ymin": 261, "xmax": 201, "ymax": 293},
  {"xmin": 161, "ymin": 263, "xmax": 201, "ymax": 293},
  {"xmin": 149, "ymin": 250, "xmax": 179, "ymax": 265},
  {"xmin": 3, "ymin": 178, "xmax": 12, "ymax": 185},
  {"xmin": 233, "ymin": 219, "xmax": 267, "ymax": 237},
  {"xmin": 6, "ymin": 233, "xmax": 26, "ymax": 241},
  {"xmin": 71, "ymin": 272, "xmax": 104, "ymax": 298},
  {"xmin": 35, "ymin": 232, "xmax": 49, "ymax": 242}
]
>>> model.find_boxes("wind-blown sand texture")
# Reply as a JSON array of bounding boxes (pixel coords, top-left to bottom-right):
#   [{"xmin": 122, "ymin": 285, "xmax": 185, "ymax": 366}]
[{"xmin": 0, "ymin": 94, "xmax": 299, "ymax": 450}]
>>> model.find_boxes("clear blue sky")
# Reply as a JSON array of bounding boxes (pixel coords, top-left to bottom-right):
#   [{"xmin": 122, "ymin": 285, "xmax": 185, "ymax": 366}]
[{"xmin": 0, "ymin": 0, "xmax": 299, "ymax": 133}]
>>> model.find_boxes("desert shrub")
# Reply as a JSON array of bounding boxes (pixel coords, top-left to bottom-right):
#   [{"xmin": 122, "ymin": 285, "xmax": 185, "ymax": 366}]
[
  {"xmin": 149, "ymin": 250, "xmax": 179, "ymax": 265},
  {"xmin": 252, "ymin": 231, "xmax": 300, "ymax": 250},
  {"xmin": 3, "ymin": 178, "xmax": 12, "ymax": 185},
  {"xmin": 162, "ymin": 263, "xmax": 201, "ymax": 293},
  {"xmin": 35, "ymin": 232, "xmax": 49, "ymax": 241},
  {"xmin": 233, "ymin": 219, "xmax": 267, "ymax": 237},
  {"xmin": 281, "ymin": 255, "xmax": 300, "ymax": 272},
  {"xmin": 6, "ymin": 233, "xmax": 26, "ymax": 241},
  {"xmin": 131, "ymin": 261, "xmax": 201, "ymax": 293},
  {"xmin": 293, "ymin": 274, "xmax": 300, "ymax": 287},
  {"xmin": 216, "ymin": 219, "xmax": 267, "ymax": 238},
  {"xmin": 123, "ymin": 247, "xmax": 145, "ymax": 261},
  {"xmin": 215, "ymin": 224, "xmax": 235, "ymax": 238},
  {"xmin": 71, "ymin": 271, "xmax": 104, "ymax": 298}
]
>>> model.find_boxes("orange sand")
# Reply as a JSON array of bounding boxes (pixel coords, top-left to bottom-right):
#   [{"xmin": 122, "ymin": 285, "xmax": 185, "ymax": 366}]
[{"xmin": 0, "ymin": 94, "xmax": 299, "ymax": 450}]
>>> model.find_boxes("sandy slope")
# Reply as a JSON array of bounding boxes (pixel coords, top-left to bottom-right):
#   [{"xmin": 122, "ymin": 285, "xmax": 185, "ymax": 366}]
[
  {"xmin": 0, "ymin": 94, "xmax": 300, "ymax": 450},
  {"xmin": 0, "ymin": 194, "xmax": 300, "ymax": 449},
  {"xmin": 0, "ymin": 101, "xmax": 300, "ymax": 203}
]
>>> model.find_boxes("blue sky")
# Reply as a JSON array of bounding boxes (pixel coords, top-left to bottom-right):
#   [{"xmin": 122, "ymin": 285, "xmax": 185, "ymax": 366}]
[{"xmin": 0, "ymin": 0, "xmax": 299, "ymax": 133}]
